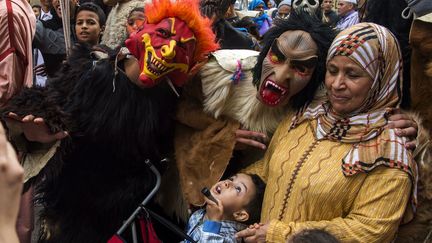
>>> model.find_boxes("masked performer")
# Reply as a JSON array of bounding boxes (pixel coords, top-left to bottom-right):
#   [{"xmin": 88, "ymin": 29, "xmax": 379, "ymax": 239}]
[
  {"xmin": 174, "ymin": 11, "xmax": 334, "ymax": 209},
  {"xmin": 1, "ymin": 0, "xmax": 218, "ymax": 242}
]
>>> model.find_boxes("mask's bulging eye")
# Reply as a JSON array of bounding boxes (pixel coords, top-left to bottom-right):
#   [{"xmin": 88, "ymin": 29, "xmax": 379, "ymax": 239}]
[{"xmin": 271, "ymin": 54, "xmax": 279, "ymax": 63}]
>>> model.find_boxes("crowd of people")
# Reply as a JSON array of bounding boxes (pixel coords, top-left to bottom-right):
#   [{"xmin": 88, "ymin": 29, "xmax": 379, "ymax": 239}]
[{"xmin": 0, "ymin": 0, "xmax": 431, "ymax": 242}]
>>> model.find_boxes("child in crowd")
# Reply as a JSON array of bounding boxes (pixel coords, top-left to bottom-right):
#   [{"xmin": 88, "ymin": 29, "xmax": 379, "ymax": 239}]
[
  {"xmin": 183, "ymin": 173, "xmax": 266, "ymax": 242},
  {"xmin": 75, "ymin": 2, "xmax": 106, "ymax": 46},
  {"xmin": 32, "ymin": 4, "xmax": 41, "ymax": 19},
  {"xmin": 126, "ymin": 7, "xmax": 145, "ymax": 35}
]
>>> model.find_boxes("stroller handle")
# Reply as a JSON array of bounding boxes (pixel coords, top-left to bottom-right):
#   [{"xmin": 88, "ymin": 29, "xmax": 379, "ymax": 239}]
[{"xmin": 116, "ymin": 159, "xmax": 162, "ymax": 235}]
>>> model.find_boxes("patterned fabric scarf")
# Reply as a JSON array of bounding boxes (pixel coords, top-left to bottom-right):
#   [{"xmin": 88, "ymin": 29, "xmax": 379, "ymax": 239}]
[{"xmin": 291, "ymin": 23, "xmax": 417, "ymax": 207}]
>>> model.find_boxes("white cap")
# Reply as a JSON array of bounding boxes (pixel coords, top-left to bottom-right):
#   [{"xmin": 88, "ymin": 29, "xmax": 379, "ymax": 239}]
[{"xmin": 341, "ymin": 0, "xmax": 358, "ymax": 4}]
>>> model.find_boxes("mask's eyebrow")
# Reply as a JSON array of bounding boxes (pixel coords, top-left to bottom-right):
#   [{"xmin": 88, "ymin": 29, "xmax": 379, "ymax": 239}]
[{"xmin": 180, "ymin": 36, "xmax": 196, "ymax": 43}]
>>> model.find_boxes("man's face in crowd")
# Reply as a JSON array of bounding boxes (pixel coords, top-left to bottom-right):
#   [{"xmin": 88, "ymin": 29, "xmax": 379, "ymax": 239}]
[
  {"xmin": 337, "ymin": 1, "xmax": 354, "ymax": 17},
  {"xmin": 321, "ymin": 0, "xmax": 333, "ymax": 13},
  {"xmin": 39, "ymin": 0, "xmax": 52, "ymax": 8},
  {"xmin": 75, "ymin": 10, "xmax": 103, "ymax": 46},
  {"xmin": 276, "ymin": 5, "xmax": 291, "ymax": 19},
  {"xmin": 258, "ymin": 30, "xmax": 318, "ymax": 107}
]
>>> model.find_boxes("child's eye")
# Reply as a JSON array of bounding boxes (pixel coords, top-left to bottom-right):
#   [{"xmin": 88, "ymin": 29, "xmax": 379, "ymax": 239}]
[
  {"xmin": 228, "ymin": 177, "xmax": 234, "ymax": 181},
  {"xmin": 235, "ymin": 186, "xmax": 241, "ymax": 193}
]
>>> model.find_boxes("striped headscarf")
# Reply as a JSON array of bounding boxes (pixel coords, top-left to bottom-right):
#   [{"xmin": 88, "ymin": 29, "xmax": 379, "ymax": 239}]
[{"xmin": 292, "ymin": 23, "xmax": 417, "ymax": 208}]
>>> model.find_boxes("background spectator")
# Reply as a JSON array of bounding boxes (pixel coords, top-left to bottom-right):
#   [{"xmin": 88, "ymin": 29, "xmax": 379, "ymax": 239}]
[
  {"xmin": 126, "ymin": 7, "xmax": 144, "ymax": 35},
  {"xmin": 32, "ymin": 4, "xmax": 41, "ymax": 18},
  {"xmin": 335, "ymin": 0, "xmax": 359, "ymax": 31},
  {"xmin": 272, "ymin": 0, "xmax": 291, "ymax": 20},
  {"xmin": 39, "ymin": 0, "xmax": 52, "ymax": 20},
  {"xmin": 321, "ymin": 0, "xmax": 338, "ymax": 27}
]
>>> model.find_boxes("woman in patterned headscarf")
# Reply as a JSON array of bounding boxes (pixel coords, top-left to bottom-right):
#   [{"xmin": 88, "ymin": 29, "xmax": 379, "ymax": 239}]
[{"xmin": 238, "ymin": 23, "xmax": 417, "ymax": 242}]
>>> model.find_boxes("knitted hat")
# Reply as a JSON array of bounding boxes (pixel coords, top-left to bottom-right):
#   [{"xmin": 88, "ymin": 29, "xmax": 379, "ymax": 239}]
[
  {"xmin": 278, "ymin": 0, "xmax": 291, "ymax": 8},
  {"xmin": 340, "ymin": 0, "xmax": 357, "ymax": 4}
]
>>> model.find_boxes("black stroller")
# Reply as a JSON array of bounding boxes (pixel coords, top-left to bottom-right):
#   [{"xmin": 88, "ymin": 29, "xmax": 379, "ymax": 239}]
[{"xmin": 107, "ymin": 159, "xmax": 196, "ymax": 243}]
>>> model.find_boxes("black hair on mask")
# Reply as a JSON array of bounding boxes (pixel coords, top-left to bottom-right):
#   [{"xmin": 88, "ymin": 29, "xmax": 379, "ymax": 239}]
[{"xmin": 253, "ymin": 10, "xmax": 335, "ymax": 110}]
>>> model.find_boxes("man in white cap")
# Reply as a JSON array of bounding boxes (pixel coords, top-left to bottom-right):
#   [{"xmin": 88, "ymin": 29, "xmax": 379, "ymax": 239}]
[{"xmin": 335, "ymin": 0, "xmax": 359, "ymax": 31}]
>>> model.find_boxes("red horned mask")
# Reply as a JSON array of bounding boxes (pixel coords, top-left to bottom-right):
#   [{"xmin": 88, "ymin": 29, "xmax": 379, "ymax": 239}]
[{"xmin": 125, "ymin": 0, "xmax": 219, "ymax": 88}]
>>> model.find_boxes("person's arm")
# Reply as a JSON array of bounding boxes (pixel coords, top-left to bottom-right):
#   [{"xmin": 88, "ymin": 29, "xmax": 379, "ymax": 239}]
[
  {"xmin": 33, "ymin": 20, "xmax": 66, "ymax": 55},
  {"xmin": 3, "ymin": 113, "xmax": 67, "ymax": 182},
  {"xmin": 262, "ymin": 167, "xmax": 411, "ymax": 242},
  {"xmin": 0, "ymin": 124, "xmax": 24, "ymax": 243}
]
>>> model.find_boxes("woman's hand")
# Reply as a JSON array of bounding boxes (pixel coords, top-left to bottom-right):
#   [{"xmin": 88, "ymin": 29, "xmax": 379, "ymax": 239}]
[
  {"xmin": 235, "ymin": 222, "xmax": 268, "ymax": 243},
  {"xmin": 5, "ymin": 112, "xmax": 68, "ymax": 144},
  {"xmin": 0, "ymin": 124, "xmax": 23, "ymax": 243},
  {"xmin": 386, "ymin": 108, "xmax": 418, "ymax": 149},
  {"xmin": 235, "ymin": 129, "xmax": 268, "ymax": 150}
]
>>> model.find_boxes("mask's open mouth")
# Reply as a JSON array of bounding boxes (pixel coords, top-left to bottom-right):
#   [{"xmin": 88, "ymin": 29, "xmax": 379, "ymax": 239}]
[
  {"xmin": 145, "ymin": 52, "xmax": 172, "ymax": 77},
  {"xmin": 259, "ymin": 79, "xmax": 288, "ymax": 107}
]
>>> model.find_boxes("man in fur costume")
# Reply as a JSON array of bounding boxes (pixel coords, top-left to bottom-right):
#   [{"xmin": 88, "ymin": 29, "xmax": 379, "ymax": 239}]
[
  {"xmin": 1, "ymin": 0, "xmax": 218, "ymax": 242},
  {"xmin": 396, "ymin": 6, "xmax": 432, "ymax": 242},
  {"xmin": 174, "ymin": 11, "xmax": 335, "ymax": 209}
]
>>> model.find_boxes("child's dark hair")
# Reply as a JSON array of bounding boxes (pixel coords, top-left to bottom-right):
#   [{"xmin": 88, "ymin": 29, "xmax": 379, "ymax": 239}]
[
  {"xmin": 243, "ymin": 173, "xmax": 266, "ymax": 225},
  {"xmin": 288, "ymin": 229, "xmax": 340, "ymax": 243},
  {"xmin": 75, "ymin": 2, "xmax": 107, "ymax": 27}
]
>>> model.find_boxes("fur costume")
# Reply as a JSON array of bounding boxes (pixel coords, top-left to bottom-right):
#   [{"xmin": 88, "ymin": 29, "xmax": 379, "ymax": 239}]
[
  {"xmin": 5, "ymin": 44, "xmax": 177, "ymax": 243},
  {"xmin": 174, "ymin": 11, "xmax": 334, "ymax": 207},
  {"xmin": 409, "ymin": 18, "xmax": 432, "ymax": 136},
  {"xmin": 395, "ymin": 12, "xmax": 432, "ymax": 243},
  {"xmin": 396, "ymin": 112, "xmax": 432, "ymax": 242},
  {"xmin": 1, "ymin": 0, "xmax": 218, "ymax": 241},
  {"xmin": 363, "ymin": 0, "xmax": 412, "ymax": 108}
]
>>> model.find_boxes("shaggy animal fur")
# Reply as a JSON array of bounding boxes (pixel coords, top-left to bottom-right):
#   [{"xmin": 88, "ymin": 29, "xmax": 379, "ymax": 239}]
[
  {"xmin": 2, "ymin": 44, "xmax": 179, "ymax": 243},
  {"xmin": 201, "ymin": 52, "xmax": 288, "ymax": 136},
  {"xmin": 410, "ymin": 19, "xmax": 432, "ymax": 137},
  {"xmin": 396, "ymin": 112, "xmax": 432, "ymax": 242}
]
